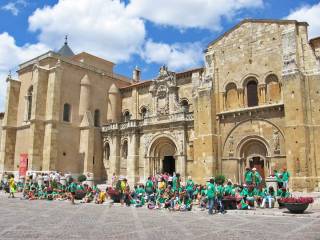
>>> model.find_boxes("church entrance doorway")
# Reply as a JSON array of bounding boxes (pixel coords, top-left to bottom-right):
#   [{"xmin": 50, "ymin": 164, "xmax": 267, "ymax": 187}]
[
  {"xmin": 148, "ymin": 136, "xmax": 177, "ymax": 176},
  {"xmin": 163, "ymin": 156, "xmax": 175, "ymax": 175},
  {"xmin": 239, "ymin": 138, "xmax": 269, "ymax": 184}
]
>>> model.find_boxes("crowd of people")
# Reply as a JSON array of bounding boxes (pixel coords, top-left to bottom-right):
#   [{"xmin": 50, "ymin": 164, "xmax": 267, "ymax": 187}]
[{"xmin": 0, "ymin": 167, "xmax": 291, "ymax": 215}]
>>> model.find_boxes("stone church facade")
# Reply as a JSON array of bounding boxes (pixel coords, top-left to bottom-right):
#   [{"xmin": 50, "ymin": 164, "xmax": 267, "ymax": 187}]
[{"xmin": 1, "ymin": 19, "xmax": 320, "ymax": 191}]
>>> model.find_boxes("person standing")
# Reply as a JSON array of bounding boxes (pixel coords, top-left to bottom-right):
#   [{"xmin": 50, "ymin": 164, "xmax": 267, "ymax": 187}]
[
  {"xmin": 273, "ymin": 169, "xmax": 283, "ymax": 188},
  {"xmin": 244, "ymin": 167, "xmax": 253, "ymax": 185},
  {"xmin": 207, "ymin": 178, "xmax": 216, "ymax": 215},
  {"xmin": 216, "ymin": 182, "xmax": 226, "ymax": 214},
  {"xmin": 8, "ymin": 175, "xmax": 16, "ymax": 198},
  {"xmin": 252, "ymin": 168, "xmax": 262, "ymax": 187},
  {"xmin": 282, "ymin": 167, "xmax": 290, "ymax": 189},
  {"xmin": 186, "ymin": 176, "xmax": 194, "ymax": 200}
]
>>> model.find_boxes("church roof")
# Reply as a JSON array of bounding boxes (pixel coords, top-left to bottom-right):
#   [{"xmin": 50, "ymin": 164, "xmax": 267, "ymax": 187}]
[
  {"xmin": 57, "ymin": 36, "xmax": 75, "ymax": 57},
  {"xmin": 206, "ymin": 19, "xmax": 308, "ymax": 49}
]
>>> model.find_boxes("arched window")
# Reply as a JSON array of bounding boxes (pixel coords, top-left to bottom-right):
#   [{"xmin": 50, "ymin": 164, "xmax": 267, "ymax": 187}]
[
  {"xmin": 63, "ymin": 103, "xmax": 71, "ymax": 122},
  {"xmin": 140, "ymin": 106, "xmax": 147, "ymax": 119},
  {"xmin": 180, "ymin": 99, "xmax": 189, "ymax": 113},
  {"xmin": 247, "ymin": 80, "xmax": 258, "ymax": 107},
  {"xmin": 225, "ymin": 83, "xmax": 238, "ymax": 110},
  {"xmin": 122, "ymin": 140, "xmax": 128, "ymax": 159},
  {"xmin": 105, "ymin": 142, "xmax": 110, "ymax": 161},
  {"xmin": 26, "ymin": 86, "xmax": 33, "ymax": 121},
  {"xmin": 123, "ymin": 110, "xmax": 131, "ymax": 122},
  {"xmin": 94, "ymin": 109, "xmax": 100, "ymax": 127},
  {"xmin": 265, "ymin": 74, "xmax": 281, "ymax": 103}
]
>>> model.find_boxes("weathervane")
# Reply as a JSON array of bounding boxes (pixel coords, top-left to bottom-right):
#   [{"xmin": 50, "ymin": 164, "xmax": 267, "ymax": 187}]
[{"xmin": 65, "ymin": 35, "xmax": 68, "ymax": 45}]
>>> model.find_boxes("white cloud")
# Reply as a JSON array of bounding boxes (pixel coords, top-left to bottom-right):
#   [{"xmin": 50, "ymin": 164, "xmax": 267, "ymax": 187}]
[
  {"xmin": 127, "ymin": 0, "xmax": 263, "ymax": 31},
  {"xmin": 142, "ymin": 40, "xmax": 203, "ymax": 70},
  {"xmin": 1, "ymin": 0, "xmax": 27, "ymax": 16},
  {"xmin": 0, "ymin": 32, "xmax": 49, "ymax": 112},
  {"xmin": 28, "ymin": 0, "xmax": 146, "ymax": 63},
  {"xmin": 286, "ymin": 2, "xmax": 320, "ymax": 39}
]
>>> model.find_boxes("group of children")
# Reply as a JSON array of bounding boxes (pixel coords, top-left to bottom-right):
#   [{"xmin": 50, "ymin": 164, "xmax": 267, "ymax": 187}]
[
  {"xmin": 111, "ymin": 170, "xmax": 291, "ymax": 214},
  {"xmin": 1, "ymin": 168, "xmax": 291, "ymax": 215}
]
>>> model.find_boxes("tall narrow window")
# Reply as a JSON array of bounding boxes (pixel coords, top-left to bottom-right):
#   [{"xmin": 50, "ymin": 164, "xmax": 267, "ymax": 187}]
[
  {"xmin": 123, "ymin": 111, "xmax": 131, "ymax": 122},
  {"xmin": 140, "ymin": 107, "xmax": 147, "ymax": 119},
  {"xmin": 105, "ymin": 142, "xmax": 110, "ymax": 161},
  {"xmin": 122, "ymin": 140, "xmax": 128, "ymax": 159},
  {"xmin": 247, "ymin": 80, "xmax": 258, "ymax": 107},
  {"xmin": 63, "ymin": 103, "xmax": 71, "ymax": 122},
  {"xmin": 27, "ymin": 86, "xmax": 33, "ymax": 121},
  {"xmin": 94, "ymin": 109, "xmax": 100, "ymax": 127},
  {"xmin": 180, "ymin": 99, "xmax": 189, "ymax": 113}
]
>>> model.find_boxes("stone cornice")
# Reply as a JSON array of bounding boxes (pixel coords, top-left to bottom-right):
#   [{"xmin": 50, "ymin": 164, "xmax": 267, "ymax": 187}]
[{"xmin": 18, "ymin": 51, "xmax": 131, "ymax": 84}]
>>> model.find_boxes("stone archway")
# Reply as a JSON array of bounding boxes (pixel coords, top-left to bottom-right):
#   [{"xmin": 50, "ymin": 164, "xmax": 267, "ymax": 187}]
[
  {"xmin": 238, "ymin": 139, "xmax": 269, "ymax": 183},
  {"xmin": 148, "ymin": 136, "xmax": 177, "ymax": 175}
]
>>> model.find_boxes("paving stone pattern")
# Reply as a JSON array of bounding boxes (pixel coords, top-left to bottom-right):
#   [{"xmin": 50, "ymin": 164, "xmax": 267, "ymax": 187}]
[{"xmin": 0, "ymin": 193, "xmax": 320, "ymax": 240}]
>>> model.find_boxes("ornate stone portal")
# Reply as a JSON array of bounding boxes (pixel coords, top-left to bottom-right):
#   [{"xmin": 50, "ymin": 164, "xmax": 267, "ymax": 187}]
[{"xmin": 102, "ymin": 65, "xmax": 193, "ymax": 184}]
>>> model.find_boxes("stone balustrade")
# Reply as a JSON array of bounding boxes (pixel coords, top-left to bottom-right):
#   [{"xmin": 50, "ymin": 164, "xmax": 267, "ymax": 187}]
[{"xmin": 102, "ymin": 112, "xmax": 194, "ymax": 132}]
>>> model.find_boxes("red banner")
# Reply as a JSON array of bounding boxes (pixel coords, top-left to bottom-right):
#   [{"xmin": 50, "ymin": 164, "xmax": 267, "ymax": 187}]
[{"xmin": 19, "ymin": 153, "xmax": 28, "ymax": 176}]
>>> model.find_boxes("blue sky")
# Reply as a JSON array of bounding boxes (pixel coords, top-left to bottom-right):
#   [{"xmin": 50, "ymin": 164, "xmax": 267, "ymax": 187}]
[{"xmin": 0, "ymin": 0, "xmax": 320, "ymax": 111}]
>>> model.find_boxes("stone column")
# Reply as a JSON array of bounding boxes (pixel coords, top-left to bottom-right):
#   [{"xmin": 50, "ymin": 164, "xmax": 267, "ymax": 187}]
[
  {"xmin": 108, "ymin": 134, "xmax": 120, "ymax": 184},
  {"xmin": 79, "ymin": 111, "xmax": 94, "ymax": 175},
  {"xmin": 259, "ymin": 84, "xmax": 266, "ymax": 105},
  {"xmin": 127, "ymin": 133, "xmax": 139, "ymax": 185},
  {"xmin": 42, "ymin": 62, "xmax": 62, "ymax": 171},
  {"xmin": 107, "ymin": 84, "xmax": 120, "ymax": 122},
  {"xmin": 0, "ymin": 77, "xmax": 20, "ymax": 173},
  {"xmin": 28, "ymin": 66, "xmax": 48, "ymax": 171},
  {"xmin": 79, "ymin": 74, "xmax": 91, "ymax": 120},
  {"xmin": 176, "ymin": 155, "xmax": 186, "ymax": 181},
  {"xmin": 238, "ymin": 88, "xmax": 244, "ymax": 108}
]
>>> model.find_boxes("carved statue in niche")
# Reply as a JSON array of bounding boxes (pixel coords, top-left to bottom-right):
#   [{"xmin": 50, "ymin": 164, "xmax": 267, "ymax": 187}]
[
  {"xmin": 273, "ymin": 130, "xmax": 280, "ymax": 153},
  {"xmin": 228, "ymin": 135, "xmax": 234, "ymax": 157},
  {"xmin": 156, "ymin": 85, "xmax": 169, "ymax": 115}
]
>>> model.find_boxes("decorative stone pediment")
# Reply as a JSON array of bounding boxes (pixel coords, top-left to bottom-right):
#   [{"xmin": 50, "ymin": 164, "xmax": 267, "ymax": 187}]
[{"xmin": 149, "ymin": 65, "xmax": 180, "ymax": 116}]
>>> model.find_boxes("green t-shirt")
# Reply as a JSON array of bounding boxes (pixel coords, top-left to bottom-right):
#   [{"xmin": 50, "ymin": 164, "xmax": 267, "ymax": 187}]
[
  {"xmin": 247, "ymin": 189, "xmax": 256, "ymax": 197},
  {"xmin": 240, "ymin": 188, "xmax": 248, "ymax": 196},
  {"xmin": 77, "ymin": 185, "xmax": 84, "ymax": 191},
  {"xmin": 68, "ymin": 182, "xmax": 77, "ymax": 193},
  {"xmin": 282, "ymin": 171, "xmax": 290, "ymax": 181},
  {"xmin": 146, "ymin": 180, "xmax": 153, "ymax": 189},
  {"xmin": 172, "ymin": 177, "xmax": 178, "ymax": 190},
  {"xmin": 253, "ymin": 172, "xmax": 262, "ymax": 184},
  {"xmin": 244, "ymin": 171, "xmax": 253, "ymax": 183},
  {"xmin": 206, "ymin": 183, "xmax": 216, "ymax": 199},
  {"xmin": 224, "ymin": 185, "xmax": 235, "ymax": 196},
  {"xmin": 216, "ymin": 185, "xmax": 224, "ymax": 198},
  {"xmin": 186, "ymin": 179, "xmax": 194, "ymax": 191},
  {"xmin": 277, "ymin": 189, "xmax": 290, "ymax": 198},
  {"xmin": 136, "ymin": 187, "xmax": 145, "ymax": 195}
]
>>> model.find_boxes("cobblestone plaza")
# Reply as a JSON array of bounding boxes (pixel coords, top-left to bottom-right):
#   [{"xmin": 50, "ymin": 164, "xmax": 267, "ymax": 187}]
[{"xmin": 1, "ymin": 193, "xmax": 320, "ymax": 240}]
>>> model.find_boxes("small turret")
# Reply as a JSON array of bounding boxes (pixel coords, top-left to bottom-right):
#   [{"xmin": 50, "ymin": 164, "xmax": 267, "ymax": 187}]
[{"xmin": 57, "ymin": 35, "xmax": 75, "ymax": 57}]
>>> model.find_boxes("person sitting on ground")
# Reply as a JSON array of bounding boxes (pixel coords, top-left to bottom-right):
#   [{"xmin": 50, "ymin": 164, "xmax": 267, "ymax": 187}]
[
  {"xmin": 68, "ymin": 179, "xmax": 78, "ymax": 205},
  {"xmin": 260, "ymin": 186, "xmax": 276, "ymax": 208},
  {"xmin": 95, "ymin": 191, "xmax": 106, "ymax": 204},
  {"xmin": 277, "ymin": 187, "xmax": 291, "ymax": 198},
  {"xmin": 224, "ymin": 179, "xmax": 235, "ymax": 196}
]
